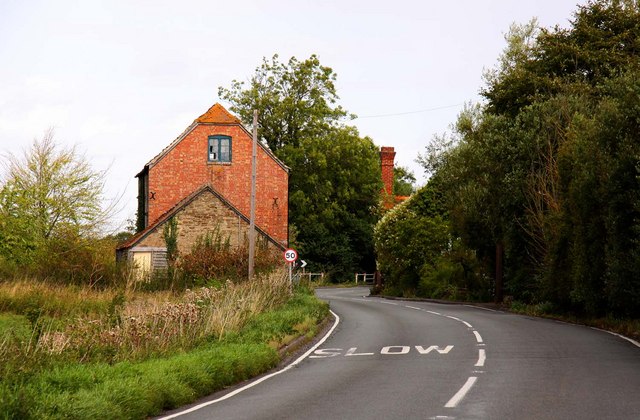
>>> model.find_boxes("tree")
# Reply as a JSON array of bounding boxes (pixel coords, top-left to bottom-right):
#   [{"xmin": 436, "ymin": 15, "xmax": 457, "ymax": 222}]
[
  {"xmin": 417, "ymin": 0, "xmax": 640, "ymax": 316},
  {"xmin": 1, "ymin": 129, "xmax": 109, "ymax": 240},
  {"xmin": 0, "ymin": 129, "xmax": 115, "ymax": 281},
  {"xmin": 219, "ymin": 54, "xmax": 352, "ymax": 152},
  {"xmin": 219, "ymin": 55, "xmax": 382, "ymax": 279},
  {"xmin": 393, "ymin": 166, "xmax": 416, "ymax": 196}
]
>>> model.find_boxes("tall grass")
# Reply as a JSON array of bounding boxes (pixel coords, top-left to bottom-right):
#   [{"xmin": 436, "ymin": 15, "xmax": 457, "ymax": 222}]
[
  {"xmin": 0, "ymin": 280, "xmax": 117, "ymax": 318},
  {"xmin": 0, "ymin": 278, "xmax": 329, "ymax": 419},
  {"xmin": 0, "ymin": 269, "xmax": 292, "ymax": 374}
]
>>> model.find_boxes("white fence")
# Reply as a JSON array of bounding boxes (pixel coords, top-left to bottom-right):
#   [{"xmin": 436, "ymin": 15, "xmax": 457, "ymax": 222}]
[
  {"xmin": 355, "ymin": 273, "xmax": 375, "ymax": 285},
  {"xmin": 294, "ymin": 272, "xmax": 325, "ymax": 283}
]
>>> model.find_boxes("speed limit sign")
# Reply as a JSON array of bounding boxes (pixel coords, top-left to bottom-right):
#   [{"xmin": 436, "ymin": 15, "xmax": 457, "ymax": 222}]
[{"xmin": 283, "ymin": 249, "xmax": 298, "ymax": 263}]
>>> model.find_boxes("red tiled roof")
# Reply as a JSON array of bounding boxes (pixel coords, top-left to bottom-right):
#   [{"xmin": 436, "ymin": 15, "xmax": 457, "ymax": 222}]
[{"xmin": 195, "ymin": 103, "xmax": 242, "ymax": 124}]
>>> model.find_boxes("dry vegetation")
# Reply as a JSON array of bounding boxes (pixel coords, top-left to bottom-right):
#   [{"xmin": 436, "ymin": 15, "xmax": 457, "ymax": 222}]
[{"xmin": 0, "ymin": 269, "xmax": 292, "ymax": 368}]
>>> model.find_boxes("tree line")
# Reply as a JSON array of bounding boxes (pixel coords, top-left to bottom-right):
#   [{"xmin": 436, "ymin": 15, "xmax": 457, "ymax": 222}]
[{"xmin": 376, "ymin": 0, "xmax": 640, "ymax": 318}]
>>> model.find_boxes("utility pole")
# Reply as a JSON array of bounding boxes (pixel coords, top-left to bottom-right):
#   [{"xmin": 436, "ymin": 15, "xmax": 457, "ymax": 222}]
[{"xmin": 248, "ymin": 110, "xmax": 258, "ymax": 279}]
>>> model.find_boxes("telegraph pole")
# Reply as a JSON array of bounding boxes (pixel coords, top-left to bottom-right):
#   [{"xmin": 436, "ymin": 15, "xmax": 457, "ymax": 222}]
[{"xmin": 248, "ymin": 110, "xmax": 258, "ymax": 279}]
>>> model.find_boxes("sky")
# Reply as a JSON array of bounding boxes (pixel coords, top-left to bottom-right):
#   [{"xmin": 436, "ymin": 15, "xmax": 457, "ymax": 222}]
[{"xmin": 0, "ymin": 0, "xmax": 584, "ymax": 230}]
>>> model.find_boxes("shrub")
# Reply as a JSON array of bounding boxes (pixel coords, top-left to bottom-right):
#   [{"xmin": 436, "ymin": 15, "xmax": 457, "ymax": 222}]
[{"xmin": 178, "ymin": 231, "xmax": 280, "ymax": 285}]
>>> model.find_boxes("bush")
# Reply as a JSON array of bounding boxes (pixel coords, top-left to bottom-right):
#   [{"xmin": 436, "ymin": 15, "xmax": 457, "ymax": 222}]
[
  {"xmin": 178, "ymin": 231, "xmax": 280, "ymax": 286},
  {"xmin": 419, "ymin": 240, "xmax": 492, "ymax": 301},
  {"xmin": 374, "ymin": 183, "xmax": 450, "ymax": 295}
]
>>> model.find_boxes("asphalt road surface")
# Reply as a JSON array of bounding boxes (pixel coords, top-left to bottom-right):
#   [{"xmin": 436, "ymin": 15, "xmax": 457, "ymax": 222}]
[{"xmin": 160, "ymin": 287, "xmax": 640, "ymax": 419}]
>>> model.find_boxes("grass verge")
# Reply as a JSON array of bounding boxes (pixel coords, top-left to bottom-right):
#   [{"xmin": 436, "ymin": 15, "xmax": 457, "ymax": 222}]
[{"xmin": 0, "ymin": 286, "xmax": 329, "ymax": 420}]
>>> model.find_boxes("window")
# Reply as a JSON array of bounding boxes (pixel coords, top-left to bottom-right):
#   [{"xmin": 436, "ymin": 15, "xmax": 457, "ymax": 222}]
[{"xmin": 208, "ymin": 135, "xmax": 232, "ymax": 163}]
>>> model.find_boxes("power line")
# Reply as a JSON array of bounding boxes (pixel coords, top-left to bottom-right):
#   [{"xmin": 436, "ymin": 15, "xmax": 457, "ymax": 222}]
[{"xmin": 354, "ymin": 103, "xmax": 465, "ymax": 119}]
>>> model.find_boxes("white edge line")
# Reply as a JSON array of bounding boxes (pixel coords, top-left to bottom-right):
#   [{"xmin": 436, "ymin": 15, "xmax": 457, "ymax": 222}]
[
  {"xmin": 475, "ymin": 349, "xmax": 486, "ymax": 367},
  {"xmin": 473, "ymin": 330, "xmax": 483, "ymax": 343},
  {"xmin": 375, "ymin": 300, "xmax": 399, "ymax": 306},
  {"xmin": 590, "ymin": 327, "xmax": 640, "ymax": 349},
  {"xmin": 158, "ymin": 310, "xmax": 341, "ymax": 419},
  {"xmin": 464, "ymin": 304, "xmax": 500, "ymax": 313},
  {"xmin": 445, "ymin": 376, "xmax": 477, "ymax": 408}
]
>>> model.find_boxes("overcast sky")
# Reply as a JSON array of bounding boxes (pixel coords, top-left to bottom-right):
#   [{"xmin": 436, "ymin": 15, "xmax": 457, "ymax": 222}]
[{"xmin": 0, "ymin": 0, "xmax": 583, "ymax": 229}]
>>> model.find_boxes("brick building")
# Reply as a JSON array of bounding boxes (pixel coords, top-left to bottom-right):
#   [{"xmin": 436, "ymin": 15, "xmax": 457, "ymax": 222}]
[{"xmin": 117, "ymin": 103, "xmax": 289, "ymax": 274}]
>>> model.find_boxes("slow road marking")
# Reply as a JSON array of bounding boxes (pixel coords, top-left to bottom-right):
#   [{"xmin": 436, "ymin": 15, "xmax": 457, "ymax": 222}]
[{"xmin": 310, "ymin": 345, "xmax": 454, "ymax": 358}]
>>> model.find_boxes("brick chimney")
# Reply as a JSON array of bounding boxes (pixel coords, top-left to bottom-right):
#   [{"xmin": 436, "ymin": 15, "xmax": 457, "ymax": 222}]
[{"xmin": 380, "ymin": 146, "xmax": 395, "ymax": 196}]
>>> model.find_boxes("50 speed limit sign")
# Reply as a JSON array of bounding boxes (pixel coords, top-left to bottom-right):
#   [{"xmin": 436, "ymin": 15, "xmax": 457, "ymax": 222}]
[{"xmin": 283, "ymin": 249, "xmax": 298, "ymax": 263}]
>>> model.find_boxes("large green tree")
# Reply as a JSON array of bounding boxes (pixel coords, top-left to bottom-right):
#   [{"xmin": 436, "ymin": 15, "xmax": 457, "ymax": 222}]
[
  {"xmin": 417, "ymin": 0, "xmax": 640, "ymax": 316},
  {"xmin": 219, "ymin": 55, "xmax": 382, "ymax": 279},
  {"xmin": 219, "ymin": 54, "xmax": 351, "ymax": 152}
]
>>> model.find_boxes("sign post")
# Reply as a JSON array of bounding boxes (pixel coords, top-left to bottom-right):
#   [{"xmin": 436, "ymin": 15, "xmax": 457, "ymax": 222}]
[{"xmin": 283, "ymin": 248, "xmax": 298, "ymax": 285}]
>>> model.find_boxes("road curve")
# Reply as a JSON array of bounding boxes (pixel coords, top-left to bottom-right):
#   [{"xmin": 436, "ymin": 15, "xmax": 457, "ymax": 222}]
[{"xmin": 160, "ymin": 287, "xmax": 640, "ymax": 420}]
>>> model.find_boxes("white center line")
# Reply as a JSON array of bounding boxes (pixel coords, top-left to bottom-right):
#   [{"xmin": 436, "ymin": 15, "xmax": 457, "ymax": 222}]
[
  {"xmin": 445, "ymin": 376, "xmax": 478, "ymax": 408},
  {"xmin": 473, "ymin": 331, "xmax": 483, "ymax": 343},
  {"xmin": 475, "ymin": 349, "xmax": 486, "ymax": 367},
  {"xmin": 461, "ymin": 321, "xmax": 473, "ymax": 328},
  {"xmin": 406, "ymin": 305, "xmax": 422, "ymax": 310},
  {"xmin": 426, "ymin": 310, "xmax": 442, "ymax": 316}
]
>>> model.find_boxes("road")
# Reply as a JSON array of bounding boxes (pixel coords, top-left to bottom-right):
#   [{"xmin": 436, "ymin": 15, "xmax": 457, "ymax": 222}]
[{"xmin": 160, "ymin": 287, "xmax": 640, "ymax": 419}]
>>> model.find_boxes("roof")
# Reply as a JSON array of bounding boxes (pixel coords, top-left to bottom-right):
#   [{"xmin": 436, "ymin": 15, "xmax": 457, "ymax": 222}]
[
  {"xmin": 137, "ymin": 103, "xmax": 289, "ymax": 175},
  {"xmin": 195, "ymin": 103, "xmax": 242, "ymax": 124},
  {"xmin": 116, "ymin": 184, "xmax": 286, "ymax": 251}
]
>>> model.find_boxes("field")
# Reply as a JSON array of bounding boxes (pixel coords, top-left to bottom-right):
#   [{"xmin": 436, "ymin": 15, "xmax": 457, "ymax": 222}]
[{"xmin": 0, "ymin": 270, "xmax": 329, "ymax": 419}]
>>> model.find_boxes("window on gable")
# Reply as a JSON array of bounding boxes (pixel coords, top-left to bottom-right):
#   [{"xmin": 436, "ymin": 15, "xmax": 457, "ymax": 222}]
[{"xmin": 208, "ymin": 135, "xmax": 232, "ymax": 163}]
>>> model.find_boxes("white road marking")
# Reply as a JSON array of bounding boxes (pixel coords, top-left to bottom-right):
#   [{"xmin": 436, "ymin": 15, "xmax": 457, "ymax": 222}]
[
  {"xmin": 364, "ymin": 296, "xmax": 487, "ymax": 410},
  {"xmin": 464, "ymin": 304, "xmax": 500, "ymax": 312},
  {"xmin": 345, "ymin": 347, "xmax": 374, "ymax": 356},
  {"xmin": 590, "ymin": 327, "xmax": 640, "ymax": 349},
  {"xmin": 415, "ymin": 345, "xmax": 454, "ymax": 354},
  {"xmin": 309, "ymin": 348, "xmax": 342, "ymax": 358},
  {"xmin": 312, "ymin": 345, "xmax": 455, "ymax": 357},
  {"xmin": 381, "ymin": 346, "xmax": 411, "ymax": 355},
  {"xmin": 475, "ymin": 349, "xmax": 486, "ymax": 367},
  {"xmin": 158, "ymin": 310, "xmax": 341, "ymax": 419},
  {"xmin": 375, "ymin": 300, "xmax": 399, "ymax": 306},
  {"xmin": 445, "ymin": 376, "xmax": 478, "ymax": 408}
]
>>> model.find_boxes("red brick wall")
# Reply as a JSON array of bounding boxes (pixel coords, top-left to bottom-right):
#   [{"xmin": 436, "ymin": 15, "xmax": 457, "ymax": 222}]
[
  {"xmin": 146, "ymin": 124, "xmax": 288, "ymax": 246},
  {"xmin": 380, "ymin": 146, "xmax": 395, "ymax": 196}
]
